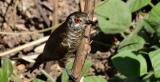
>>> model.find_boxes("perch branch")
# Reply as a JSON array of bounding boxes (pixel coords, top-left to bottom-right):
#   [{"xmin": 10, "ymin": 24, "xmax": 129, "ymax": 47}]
[{"xmin": 70, "ymin": 0, "xmax": 95, "ymax": 82}]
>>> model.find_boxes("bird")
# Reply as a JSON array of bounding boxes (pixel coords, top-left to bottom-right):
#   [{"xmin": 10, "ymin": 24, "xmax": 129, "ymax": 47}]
[{"xmin": 29, "ymin": 11, "xmax": 89, "ymax": 72}]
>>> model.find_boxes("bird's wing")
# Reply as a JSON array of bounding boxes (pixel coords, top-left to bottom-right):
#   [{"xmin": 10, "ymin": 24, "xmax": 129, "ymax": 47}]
[
  {"xmin": 43, "ymin": 22, "xmax": 68, "ymax": 59},
  {"xmin": 29, "ymin": 23, "xmax": 68, "ymax": 72}
]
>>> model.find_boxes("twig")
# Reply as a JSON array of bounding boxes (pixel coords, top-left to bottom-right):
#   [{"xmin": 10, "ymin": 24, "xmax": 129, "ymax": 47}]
[
  {"xmin": 35, "ymin": 0, "xmax": 50, "ymax": 26},
  {"xmin": 40, "ymin": 69, "xmax": 55, "ymax": 82},
  {"xmin": 70, "ymin": 0, "xmax": 95, "ymax": 82},
  {"xmin": 84, "ymin": 0, "xmax": 95, "ymax": 18},
  {"xmin": 79, "ymin": 0, "xmax": 85, "ymax": 12},
  {"xmin": 0, "ymin": 24, "xmax": 60, "ymax": 35},
  {"xmin": 0, "ymin": 36, "xmax": 49, "ymax": 57},
  {"xmin": 51, "ymin": 0, "xmax": 58, "ymax": 32},
  {"xmin": 10, "ymin": 0, "xmax": 19, "ymax": 28}
]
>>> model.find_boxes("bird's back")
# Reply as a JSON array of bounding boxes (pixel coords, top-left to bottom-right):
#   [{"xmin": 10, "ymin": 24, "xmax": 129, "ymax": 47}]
[{"xmin": 29, "ymin": 22, "xmax": 68, "ymax": 72}]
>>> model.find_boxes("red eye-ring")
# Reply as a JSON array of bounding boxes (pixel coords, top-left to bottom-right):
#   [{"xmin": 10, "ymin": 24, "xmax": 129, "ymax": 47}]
[{"xmin": 74, "ymin": 18, "xmax": 81, "ymax": 24}]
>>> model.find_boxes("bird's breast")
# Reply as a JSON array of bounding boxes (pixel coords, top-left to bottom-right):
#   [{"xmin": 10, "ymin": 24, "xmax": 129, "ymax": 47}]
[{"xmin": 61, "ymin": 28, "xmax": 84, "ymax": 53}]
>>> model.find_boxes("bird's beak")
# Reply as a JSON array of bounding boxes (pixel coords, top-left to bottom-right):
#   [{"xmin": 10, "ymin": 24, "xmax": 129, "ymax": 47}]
[{"xmin": 85, "ymin": 20, "xmax": 96, "ymax": 25}]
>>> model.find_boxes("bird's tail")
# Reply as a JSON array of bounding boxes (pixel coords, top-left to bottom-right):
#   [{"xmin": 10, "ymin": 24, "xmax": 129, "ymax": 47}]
[{"xmin": 28, "ymin": 53, "xmax": 45, "ymax": 72}]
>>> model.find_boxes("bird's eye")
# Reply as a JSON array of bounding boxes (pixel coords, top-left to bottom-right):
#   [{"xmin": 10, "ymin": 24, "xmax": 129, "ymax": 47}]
[{"xmin": 74, "ymin": 17, "xmax": 81, "ymax": 24}]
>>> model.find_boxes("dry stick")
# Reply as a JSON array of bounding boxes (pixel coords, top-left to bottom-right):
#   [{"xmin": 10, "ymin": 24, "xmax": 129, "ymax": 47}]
[
  {"xmin": 4, "ymin": 0, "xmax": 18, "ymax": 29},
  {"xmin": 35, "ymin": 0, "xmax": 50, "ymax": 26},
  {"xmin": 52, "ymin": 0, "xmax": 58, "ymax": 31},
  {"xmin": 0, "ymin": 36, "xmax": 49, "ymax": 57},
  {"xmin": 0, "ymin": 24, "xmax": 60, "ymax": 35},
  {"xmin": 11, "ymin": 0, "xmax": 18, "ymax": 28},
  {"xmin": 79, "ymin": 0, "xmax": 85, "ymax": 12},
  {"xmin": 71, "ymin": 0, "xmax": 95, "ymax": 82}
]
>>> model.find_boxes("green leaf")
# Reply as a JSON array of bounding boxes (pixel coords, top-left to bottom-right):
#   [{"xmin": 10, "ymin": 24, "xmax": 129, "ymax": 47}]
[
  {"xmin": 0, "ymin": 59, "xmax": 13, "ymax": 82},
  {"xmin": 61, "ymin": 70, "xmax": 69, "ymax": 82},
  {"xmin": 81, "ymin": 60, "xmax": 92, "ymax": 76},
  {"xmin": 155, "ymin": 24, "xmax": 160, "ymax": 38},
  {"xmin": 66, "ymin": 62, "xmax": 73, "ymax": 70},
  {"xmin": 149, "ymin": 49, "xmax": 160, "ymax": 78},
  {"xmin": 61, "ymin": 62, "xmax": 74, "ymax": 82},
  {"xmin": 95, "ymin": 0, "xmax": 131, "ymax": 34},
  {"xmin": 118, "ymin": 20, "xmax": 145, "ymax": 52},
  {"xmin": 143, "ymin": 20, "xmax": 155, "ymax": 34},
  {"xmin": 137, "ymin": 55, "xmax": 148, "ymax": 76},
  {"xmin": 147, "ymin": 3, "xmax": 160, "ymax": 38},
  {"xmin": 112, "ymin": 50, "xmax": 147, "ymax": 77},
  {"xmin": 0, "ymin": 68, "xmax": 7, "ymax": 82},
  {"xmin": 127, "ymin": 0, "xmax": 151, "ymax": 12},
  {"xmin": 2, "ymin": 59, "xmax": 13, "ymax": 77},
  {"xmin": 32, "ymin": 79, "xmax": 45, "ymax": 82},
  {"xmin": 84, "ymin": 76, "xmax": 107, "ymax": 82},
  {"xmin": 118, "ymin": 34, "xmax": 145, "ymax": 52},
  {"xmin": 148, "ymin": 3, "xmax": 160, "ymax": 25}
]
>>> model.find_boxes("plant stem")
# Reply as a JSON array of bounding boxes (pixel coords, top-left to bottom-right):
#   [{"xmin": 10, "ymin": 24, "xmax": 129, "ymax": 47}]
[
  {"xmin": 0, "ymin": 24, "xmax": 60, "ymax": 35},
  {"xmin": 142, "ymin": 71, "xmax": 154, "ymax": 80},
  {"xmin": 40, "ymin": 69, "xmax": 55, "ymax": 82},
  {"xmin": 149, "ymin": 2, "xmax": 154, "ymax": 8}
]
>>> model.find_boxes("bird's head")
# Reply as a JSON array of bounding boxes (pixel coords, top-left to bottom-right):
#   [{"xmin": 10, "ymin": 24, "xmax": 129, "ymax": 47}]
[{"xmin": 66, "ymin": 12, "xmax": 89, "ymax": 30}]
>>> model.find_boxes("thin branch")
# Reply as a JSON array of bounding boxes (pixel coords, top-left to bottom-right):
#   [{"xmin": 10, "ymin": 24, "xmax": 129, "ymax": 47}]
[
  {"xmin": 149, "ymin": 2, "xmax": 154, "ymax": 8},
  {"xmin": 35, "ymin": 0, "xmax": 50, "ymax": 26},
  {"xmin": 0, "ymin": 24, "xmax": 60, "ymax": 35},
  {"xmin": 0, "ymin": 36, "xmax": 49, "ymax": 57},
  {"xmin": 51, "ymin": 0, "xmax": 58, "ymax": 32},
  {"xmin": 40, "ymin": 69, "xmax": 55, "ymax": 82},
  {"xmin": 80, "ymin": 0, "xmax": 85, "ymax": 12},
  {"xmin": 84, "ymin": 0, "xmax": 95, "ymax": 18}
]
